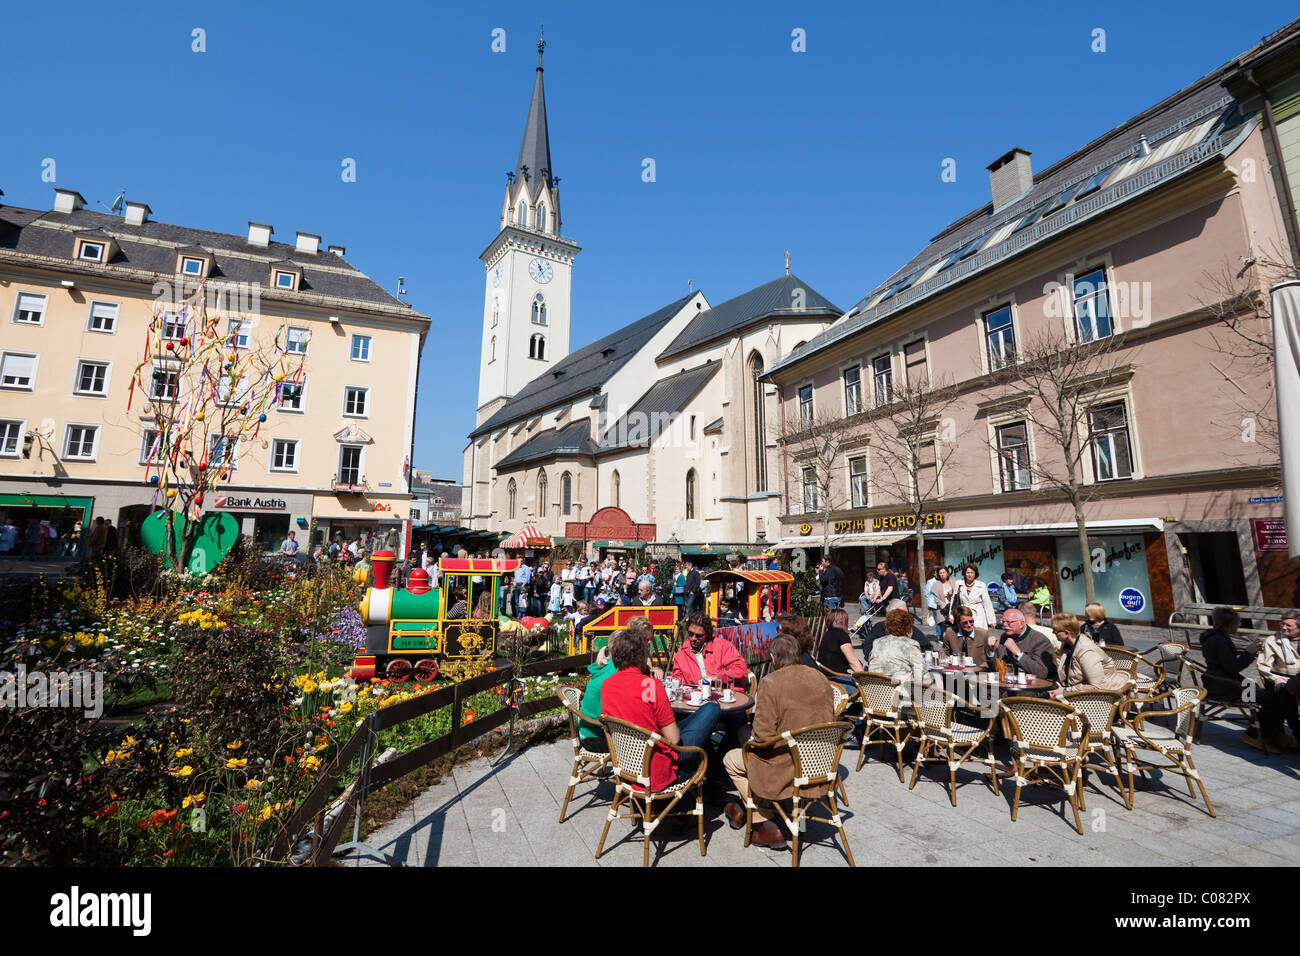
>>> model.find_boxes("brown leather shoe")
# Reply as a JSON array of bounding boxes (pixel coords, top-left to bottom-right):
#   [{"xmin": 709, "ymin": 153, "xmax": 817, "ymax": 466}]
[
  {"xmin": 750, "ymin": 822, "xmax": 788, "ymax": 851},
  {"xmin": 723, "ymin": 802, "xmax": 746, "ymax": 830}
]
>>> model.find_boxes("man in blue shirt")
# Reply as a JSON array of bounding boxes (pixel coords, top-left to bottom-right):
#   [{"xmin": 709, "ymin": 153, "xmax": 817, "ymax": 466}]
[{"xmin": 512, "ymin": 561, "xmax": 533, "ymax": 620}]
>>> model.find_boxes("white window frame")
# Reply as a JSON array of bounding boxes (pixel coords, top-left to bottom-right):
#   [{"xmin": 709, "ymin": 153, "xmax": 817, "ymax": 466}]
[
  {"xmin": 798, "ymin": 383, "xmax": 814, "ymax": 427},
  {"xmin": 13, "ymin": 292, "xmax": 47, "ymax": 326},
  {"xmin": 216, "ymin": 372, "xmax": 250, "ymax": 407},
  {"xmin": 977, "ymin": 298, "xmax": 1020, "ymax": 375},
  {"xmin": 843, "ymin": 365, "xmax": 862, "ymax": 417},
  {"xmin": 161, "ymin": 311, "xmax": 186, "ymax": 341},
  {"xmin": 151, "ymin": 365, "xmax": 181, "ymax": 402},
  {"xmin": 274, "ymin": 270, "xmax": 296, "ymax": 290},
  {"xmin": 63, "ymin": 423, "xmax": 99, "ymax": 462},
  {"xmin": 0, "ymin": 351, "xmax": 38, "ymax": 390},
  {"xmin": 270, "ymin": 438, "xmax": 299, "ymax": 473},
  {"xmin": 0, "ymin": 419, "xmax": 24, "ymax": 458},
  {"xmin": 180, "ymin": 256, "xmax": 205, "ymax": 276},
  {"xmin": 1077, "ymin": 385, "xmax": 1143, "ymax": 484},
  {"xmin": 343, "ymin": 385, "xmax": 369, "ymax": 418},
  {"xmin": 73, "ymin": 359, "xmax": 112, "ymax": 397},
  {"xmin": 338, "ymin": 444, "xmax": 364, "ymax": 486},
  {"xmin": 78, "ymin": 241, "xmax": 104, "ymax": 262},
  {"xmin": 871, "ymin": 352, "xmax": 893, "ymax": 407},
  {"xmin": 848, "ymin": 454, "xmax": 869, "ymax": 509},
  {"xmin": 900, "ymin": 335, "xmax": 931, "ymax": 387},
  {"xmin": 801, "ymin": 466, "xmax": 819, "ymax": 513},
  {"xmin": 139, "ymin": 427, "xmax": 164, "ymax": 465},
  {"xmin": 87, "ymin": 301, "xmax": 119, "ymax": 333},
  {"xmin": 989, "ymin": 418, "xmax": 1033, "ymax": 493},
  {"xmin": 285, "ymin": 326, "xmax": 310, "ymax": 355},
  {"xmin": 1057, "ymin": 255, "xmax": 1118, "ymax": 343},
  {"xmin": 226, "ymin": 318, "xmax": 251, "ymax": 350},
  {"xmin": 278, "ymin": 375, "xmax": 306, "ymax": 413},
  {"xmin": 913, "ymin": 433, "xmax": 943, "ymax": 499},
  {"xmin": 208, "ymin": 433, "xmax": 239, "ymax": 472},
  {"xmin": 350, "ymin": 334, "xmax": 371, "ymax": 362}
]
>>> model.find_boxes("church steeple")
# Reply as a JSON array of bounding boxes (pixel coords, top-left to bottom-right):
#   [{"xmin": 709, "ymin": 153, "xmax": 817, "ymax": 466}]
[{"xmin": 514, "ymin": 31, "xmax": 553, "ymax": 199}]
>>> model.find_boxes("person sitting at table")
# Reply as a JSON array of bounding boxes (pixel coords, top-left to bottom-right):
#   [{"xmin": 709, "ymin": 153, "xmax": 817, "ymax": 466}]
[
  {"xmin": 941, "ymin": 606, "xmax": 991, "ymax": 668},
  {"xmin": 1080, "ymin": 603, "xmax": 1123, "ymax": 647},
  {"xmin": 626, "ymin": 614, "xmax": 667, "ymax": 679},
  {"xmin": 989, "ymin": 608, "xmax": 1056, "ymax": 680},
  {"xmin": 722, "ymin": 634, "xmax": 833, "ymax": 851},
  {"xmin": 1048, "ymin": 613, "xmax": 1132, "ymax": 696},
  {"xmin": 775, "ymin": 614, "xmax": 818, "ymax": 668},
  {"xmin": 1022, "ymin": 605, "xmax": 1061, "ymax": 651},
  {"xmin": 601, "ymin": 626, "xmax": 720, "ymax": 785},
  {"xmin": 868, "ymin": 608, "xmax": 926, "ymax": 691},
  {"xmin": 671, "ymin": 612, "xmax": 749, "ymax": 687},
  {"xmin": 862, "ymin": 599, "xmax": 934, "ymax": 661},
  {"xmin": 817, "ymin": 607, "xmax": 863, "ymax": 690},
  {"xmin": 578, "ymin": 637, "xmax": 618, "ymax": 754}
]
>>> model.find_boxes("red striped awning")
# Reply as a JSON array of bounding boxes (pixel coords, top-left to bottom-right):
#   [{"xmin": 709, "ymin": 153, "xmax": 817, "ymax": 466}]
[
  {"xmin": 704, "ymin": 569, "xmax": 794, "ymax": 584},
  {"xmin": 501, "ymin": 524, "xmax": 554, "ymax": 549}
]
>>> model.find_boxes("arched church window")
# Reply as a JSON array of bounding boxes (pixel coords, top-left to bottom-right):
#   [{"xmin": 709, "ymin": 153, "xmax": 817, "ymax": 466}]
[
  {"xmin": 516, "ymin": 203, "xmax": 527, "ymax": 225},
  {"xmin": 489, "ymin": 336, "xmax": 496, "ymax": 362},
  {"xmin": 532, "ymin": 295, "xmax": 547, "ymax": 326},
  {"xmin": 537, "ymin": 204, "xmax": 548, "ymax": 232},
  {"xmin": 508, "ymin": 478, "xmax": 517, "ymax": 519},
  {"xmin": 686, "ymin": 469, "xmax": 696, "ymax": 520},
  {"xmin": 749, "ymin": 351, "xmax": 768, "ymax": 493},
  {"xmin": 561, "ymin": 471, "xmax": 572, "ymax": 515},
  {"xmin": 611, "ymin": 470, "xmax": 620, "ymax": 509},
  {"xmin": 537, "ymin": 469, "xmax": 548, "ymax": 514}
]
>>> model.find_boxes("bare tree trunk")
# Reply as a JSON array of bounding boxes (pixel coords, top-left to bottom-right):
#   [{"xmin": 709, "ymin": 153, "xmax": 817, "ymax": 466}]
[{"xmin": 1071, "ymin": 487, "xmax": 1096, "ymax": 606}]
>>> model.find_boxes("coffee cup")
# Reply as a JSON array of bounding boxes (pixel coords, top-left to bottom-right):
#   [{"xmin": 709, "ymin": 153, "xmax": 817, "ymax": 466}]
[
  {"xmin": 722, "ymin": 689, "xmax": 735, "ymax": 702},
  {"xmin": 689, "ymin": 691, "xmax": 703, "ymax": 705}
]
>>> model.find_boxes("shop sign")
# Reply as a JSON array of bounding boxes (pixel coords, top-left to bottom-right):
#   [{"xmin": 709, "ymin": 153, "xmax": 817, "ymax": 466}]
[
  {"xmin": 1118, "ymin": 587, "xmax": 1146, "ymax": 613},
  {"xmin": 1252, "ymin": 518, "xmax": 1287, "ymax": 552},
  {"xmin": 373, "ymin": 503, "xmax": 393, "ymax": 512},
  {"xmin": 213, "ymin": 494, "xmax": 287, "ymax": 511},
  {"xmin": 871, "ymin": 513, "xmax": 945, "ymax": 532},
  {"xmin": 798, "ymin": 523, "xmax": 812, "ymax": 535},
  {"xmin": 943, "ymin": 539, "xmax": 1005, "ymax": 586},
  {"xmin": 833, "ymin": 519, "xmax": 865, "ymax": 534},
  {"xmin": 1248, "ymin": 496, "xmax": 1283, "ymax": 504}
]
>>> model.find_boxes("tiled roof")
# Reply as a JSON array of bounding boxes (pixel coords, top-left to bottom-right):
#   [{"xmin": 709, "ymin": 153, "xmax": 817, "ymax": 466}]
[
  {"xmin": 766, "ymin": 46, "xmax": 1259, "ymax": 378},
  {"xmin": 471, "ymin": 293, "xmax": 695, "ymax": 436},
  {"xmin": 496, "ymin": 419, "xmax": 599, "ymax": 469},
  {"xmin": 657, "ymin": 274, "xmax": 839, "ymax": 361},
  {"xmin": 601, "ymin": 360, "xmax": 720, "ymax": 449},
  {"xmin": 0, "ymin": 202, "xmax": 420, "ymax": 315}
]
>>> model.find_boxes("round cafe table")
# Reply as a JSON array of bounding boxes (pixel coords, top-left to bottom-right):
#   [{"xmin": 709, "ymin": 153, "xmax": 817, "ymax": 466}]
[
  {"xmin": 670, "ymin": 691, "xmax": 752, "ymax": 715},
  {"xmin": 984, "ymin": 674, "xmax": 1056, "ymax": 696}
]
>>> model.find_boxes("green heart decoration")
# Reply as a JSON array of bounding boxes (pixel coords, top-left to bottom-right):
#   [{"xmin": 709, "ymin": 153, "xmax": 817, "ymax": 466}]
[{"xmin": 140, "ymin": 510, "xmax": 241, "ymax": 575}]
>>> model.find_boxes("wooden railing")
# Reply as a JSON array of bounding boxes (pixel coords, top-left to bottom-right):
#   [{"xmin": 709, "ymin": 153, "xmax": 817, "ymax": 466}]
[{"xmin": 270, "ymin": 653, "xmax": 592, "ymax": 866}]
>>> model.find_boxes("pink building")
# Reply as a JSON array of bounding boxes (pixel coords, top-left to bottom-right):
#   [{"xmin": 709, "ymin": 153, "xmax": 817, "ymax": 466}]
[{"xmin": 766, "ymin": 28, "xmax": 1300, "ymax": 624}]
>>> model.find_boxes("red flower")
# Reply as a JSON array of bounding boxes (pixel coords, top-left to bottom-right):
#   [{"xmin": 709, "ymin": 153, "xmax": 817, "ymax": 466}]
[
  {"xmin": 234, "ymin": 803, "xmax": 247, "ymax": 813},
  {"xmin": 284, "ymin": 756, "xmax": 295, "ymax": 764},
  {"xmin": 463, "ymin": 710, "xmax": 476, "ymax": 724}
]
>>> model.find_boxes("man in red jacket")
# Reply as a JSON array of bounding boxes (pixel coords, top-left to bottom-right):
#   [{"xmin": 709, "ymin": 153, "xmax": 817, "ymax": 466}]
[{"xmin": 671, "ymin": 613, "xmax": 748, "ymax": 685}]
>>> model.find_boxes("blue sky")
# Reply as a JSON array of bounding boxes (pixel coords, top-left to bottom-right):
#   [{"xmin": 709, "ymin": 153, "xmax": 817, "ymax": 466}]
[{"xmin": 2, "ymin": 0, "xmax": 1296, "ymax": 480}]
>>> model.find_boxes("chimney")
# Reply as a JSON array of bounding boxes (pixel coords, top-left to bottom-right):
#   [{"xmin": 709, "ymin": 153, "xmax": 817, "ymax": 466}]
[
  {"xmin": 124, "ymin": 201, "xmax": 151, "ymax": 226},
  {"xmin": 326, "ymin": 244, "xmax": 346, "ymax": 257},
  {"xmin": 247, "ymin": 222, "xmax": 273, "ymax": 247},
  {"xmin": 986, "ymin": 148, "xmax": 1033, "ymax": 210},
  {"xmin": 53, "ymin": 188, "xmax": 86, "ymax": 214},
  {"xmin": 295, "ymin": 231, "xmax": 321, "ymax": 255}
]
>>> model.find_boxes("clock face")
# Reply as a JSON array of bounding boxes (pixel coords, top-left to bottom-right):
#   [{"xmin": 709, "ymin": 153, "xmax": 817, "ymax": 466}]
[
  {"xmin": 492, "ymin": 265, "xmax": 502, "ymax": 288},
  {"xmin": 528, "ymin": 258, "xmax": 553, "ymax": 284}
]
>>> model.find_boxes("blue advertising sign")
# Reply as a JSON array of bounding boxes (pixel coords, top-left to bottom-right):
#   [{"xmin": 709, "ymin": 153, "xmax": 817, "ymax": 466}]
[{"xmin": 1118, "ymin": 587, "xmax": 1146, "ymax": 614}]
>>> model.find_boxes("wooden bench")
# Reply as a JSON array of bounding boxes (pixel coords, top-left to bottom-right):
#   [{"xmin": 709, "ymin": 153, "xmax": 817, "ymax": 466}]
[{"xmin": 1169, "ymin": 603, "xmax": 1291, "ymax": 640}]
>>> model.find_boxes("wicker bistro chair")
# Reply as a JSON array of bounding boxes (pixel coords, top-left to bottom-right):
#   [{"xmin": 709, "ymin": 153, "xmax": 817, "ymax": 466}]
[
  {"xmin": 1061, "ymin": 689, "xmax": 1127, "ymax": 809},
  {"xmin": 1103, "ymin": 647, "xmax": 1162, "ymax": 699},
  {"xmin": 851, "ymin": 672, "xmax": 913, "ymax": 780},
  {"xmin": 908, "ymin": 686, "xmax": 998, "ymax": 806},
  {"xmin": 595, "ymin": 715, "xmax": 709, "ymax": 867},
  {"xmin": 999, "ymin": 697, "xmax": 1091, "ymax": 834},
  {"xmin": 1143, "ymin": 642, "xmax": 1190, "ymax": 692},
  {"xmin": 556, "ymin": 686, "xmax": 612, "ymax": 823},
  {"xmin": 1181, "ymin": 656, "xmax": 1266, "ymax": 747},
  {"xmin": 1111, "ymin": 686, "xmax": 1216, "ymax": 817},
  {"xmin": 741, "ymin": 721, "xmax": 856, "ymax": 868}
]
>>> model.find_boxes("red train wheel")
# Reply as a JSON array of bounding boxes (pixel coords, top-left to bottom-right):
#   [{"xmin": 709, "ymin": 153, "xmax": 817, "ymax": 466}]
[
  {"xmin": 414, "ymin": 658, "xmax": 439, "ymax": 683},
  {"xmin": 386, "ymin": 659, "xmax": 412, "ymax": 682}
]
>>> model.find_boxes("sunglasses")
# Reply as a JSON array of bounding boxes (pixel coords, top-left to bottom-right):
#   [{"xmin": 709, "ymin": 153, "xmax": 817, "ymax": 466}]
[{"xmin": 688, "ymin": 630, "xmax": 707, "ymax": 638}]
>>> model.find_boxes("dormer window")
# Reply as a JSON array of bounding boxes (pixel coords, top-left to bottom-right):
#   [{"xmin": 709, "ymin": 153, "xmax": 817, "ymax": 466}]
[
  {"xmin": 180, "ymin": 256, "xmax": 204, "ymax": 276},
  {"xmin": 78, "ymin": 241, "xmax": 105, "ymax": 262},
  {"xmin": 275, "ymin": 270, "xmax": 295, "ymax": 289},
  {"xmin": 269, "ymin": 262, "xmax": 302, "ymax": 291}
]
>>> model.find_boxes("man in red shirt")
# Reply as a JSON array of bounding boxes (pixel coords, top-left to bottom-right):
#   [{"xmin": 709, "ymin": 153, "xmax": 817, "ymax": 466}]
[
  {"xmin": 671, "ymin": 613, "xmax": 749, "ymax": 685},
  {"xmin": 601, "ymin": 627, "xmax": 720, "ymax": 790}
]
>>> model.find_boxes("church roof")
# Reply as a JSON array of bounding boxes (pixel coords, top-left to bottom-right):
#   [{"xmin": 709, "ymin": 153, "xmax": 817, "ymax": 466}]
[
  {"xmin": 471, "ymin": 292, "xmax": 696, "ymax": 437},
  {"xmin": 601, "ymin": 360, "xmax": 721, "ymax": 450},
  {"xmin": 514, "ymin": 40, "xmax": 553, "ymax": 200},
  {"xmin": 496, "ymin": 419, "xmax": 599, "ymax": 469},
  {"xmin": 656, "ymin": 274, "xmax": 840, "ymax": 361}
]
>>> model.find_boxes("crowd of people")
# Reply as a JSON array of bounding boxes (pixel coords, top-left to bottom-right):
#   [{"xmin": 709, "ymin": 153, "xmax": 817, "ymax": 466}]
[{"xmin": 0, "ymin": 515, "xmax": 144, "ymax": 561}]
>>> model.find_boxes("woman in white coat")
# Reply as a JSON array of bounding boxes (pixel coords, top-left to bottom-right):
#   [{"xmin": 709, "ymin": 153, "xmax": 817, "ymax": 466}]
[{"xmin": 949, "ymin": 563, "xmax": 996, "ymax": 631}]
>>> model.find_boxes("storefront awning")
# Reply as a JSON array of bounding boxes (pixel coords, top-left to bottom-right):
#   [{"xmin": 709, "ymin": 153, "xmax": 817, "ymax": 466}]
[{"xmin": 773, "ymin": 532, "xmax": 908, "ymax": 549}]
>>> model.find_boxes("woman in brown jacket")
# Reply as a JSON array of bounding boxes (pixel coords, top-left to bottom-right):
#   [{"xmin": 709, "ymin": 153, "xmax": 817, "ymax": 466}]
[
  {"xmin": 1049, "ymin": 613, "xmax": 1132, "ymax": 695},
  {"xmin": 723, "ymin": 635, "xmax": 834, "ymax": 850}
]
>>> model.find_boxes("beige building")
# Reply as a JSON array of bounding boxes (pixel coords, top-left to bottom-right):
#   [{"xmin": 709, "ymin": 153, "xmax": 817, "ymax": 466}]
[
  {"xmin": 764, "ymin": 28, "xmax": 1300, "ymax": 624},
  {"xmin": 0, "ymin": 188, "xmax": 429, "ymax": 552}
]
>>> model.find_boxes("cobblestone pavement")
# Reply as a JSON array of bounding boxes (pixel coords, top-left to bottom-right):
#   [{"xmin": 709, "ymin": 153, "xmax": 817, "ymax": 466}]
[{"xmin": 356, "ymin": 703, "xmax": 1300, "ymax": 868}]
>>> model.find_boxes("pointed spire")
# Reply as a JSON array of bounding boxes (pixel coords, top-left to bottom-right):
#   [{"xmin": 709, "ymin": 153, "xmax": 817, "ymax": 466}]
[{"xmin": 514, "ymin": 29, "xmax": 553, "ymax": 201}]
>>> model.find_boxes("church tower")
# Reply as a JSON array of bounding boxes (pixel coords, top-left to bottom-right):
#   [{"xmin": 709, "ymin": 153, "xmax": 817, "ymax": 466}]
[{"xmin": 476, "ymin": 34, "xmax": 581, "ymax": 423}]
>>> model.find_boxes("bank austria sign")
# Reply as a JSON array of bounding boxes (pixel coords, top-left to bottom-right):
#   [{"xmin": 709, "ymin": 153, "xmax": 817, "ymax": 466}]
[{"xmin": 212, "ymin": 494, "xmax": 288, "ymax": 512}]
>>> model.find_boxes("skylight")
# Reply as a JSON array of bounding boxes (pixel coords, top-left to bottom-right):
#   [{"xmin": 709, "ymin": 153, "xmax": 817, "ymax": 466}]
[
  {"xmin": 938, "ymin": 234, "xmax": 986, "ymax": 271},
  {"xmin": 879, "ymin": 269, "xmax": 922, "ymax": 302},
  {"xmin": 1073, "ymin": 163, "xmax": 1117, "ymax": 200}
]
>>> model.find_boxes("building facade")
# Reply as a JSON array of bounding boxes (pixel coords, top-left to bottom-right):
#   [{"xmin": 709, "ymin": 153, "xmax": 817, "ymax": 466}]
[
  {"xmin": 0, "ymin": 189, "xmax": 429, "ymax": 553},
  {"xmin": 766, "ymin": 31, "xmax": 1300, "ymax": 624}
]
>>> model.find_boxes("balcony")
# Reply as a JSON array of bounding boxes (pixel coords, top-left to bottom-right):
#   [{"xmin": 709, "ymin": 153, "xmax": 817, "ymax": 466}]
[{"xmin": 332, "ymin": 474, "xmax": 367, "ymax": 495}]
